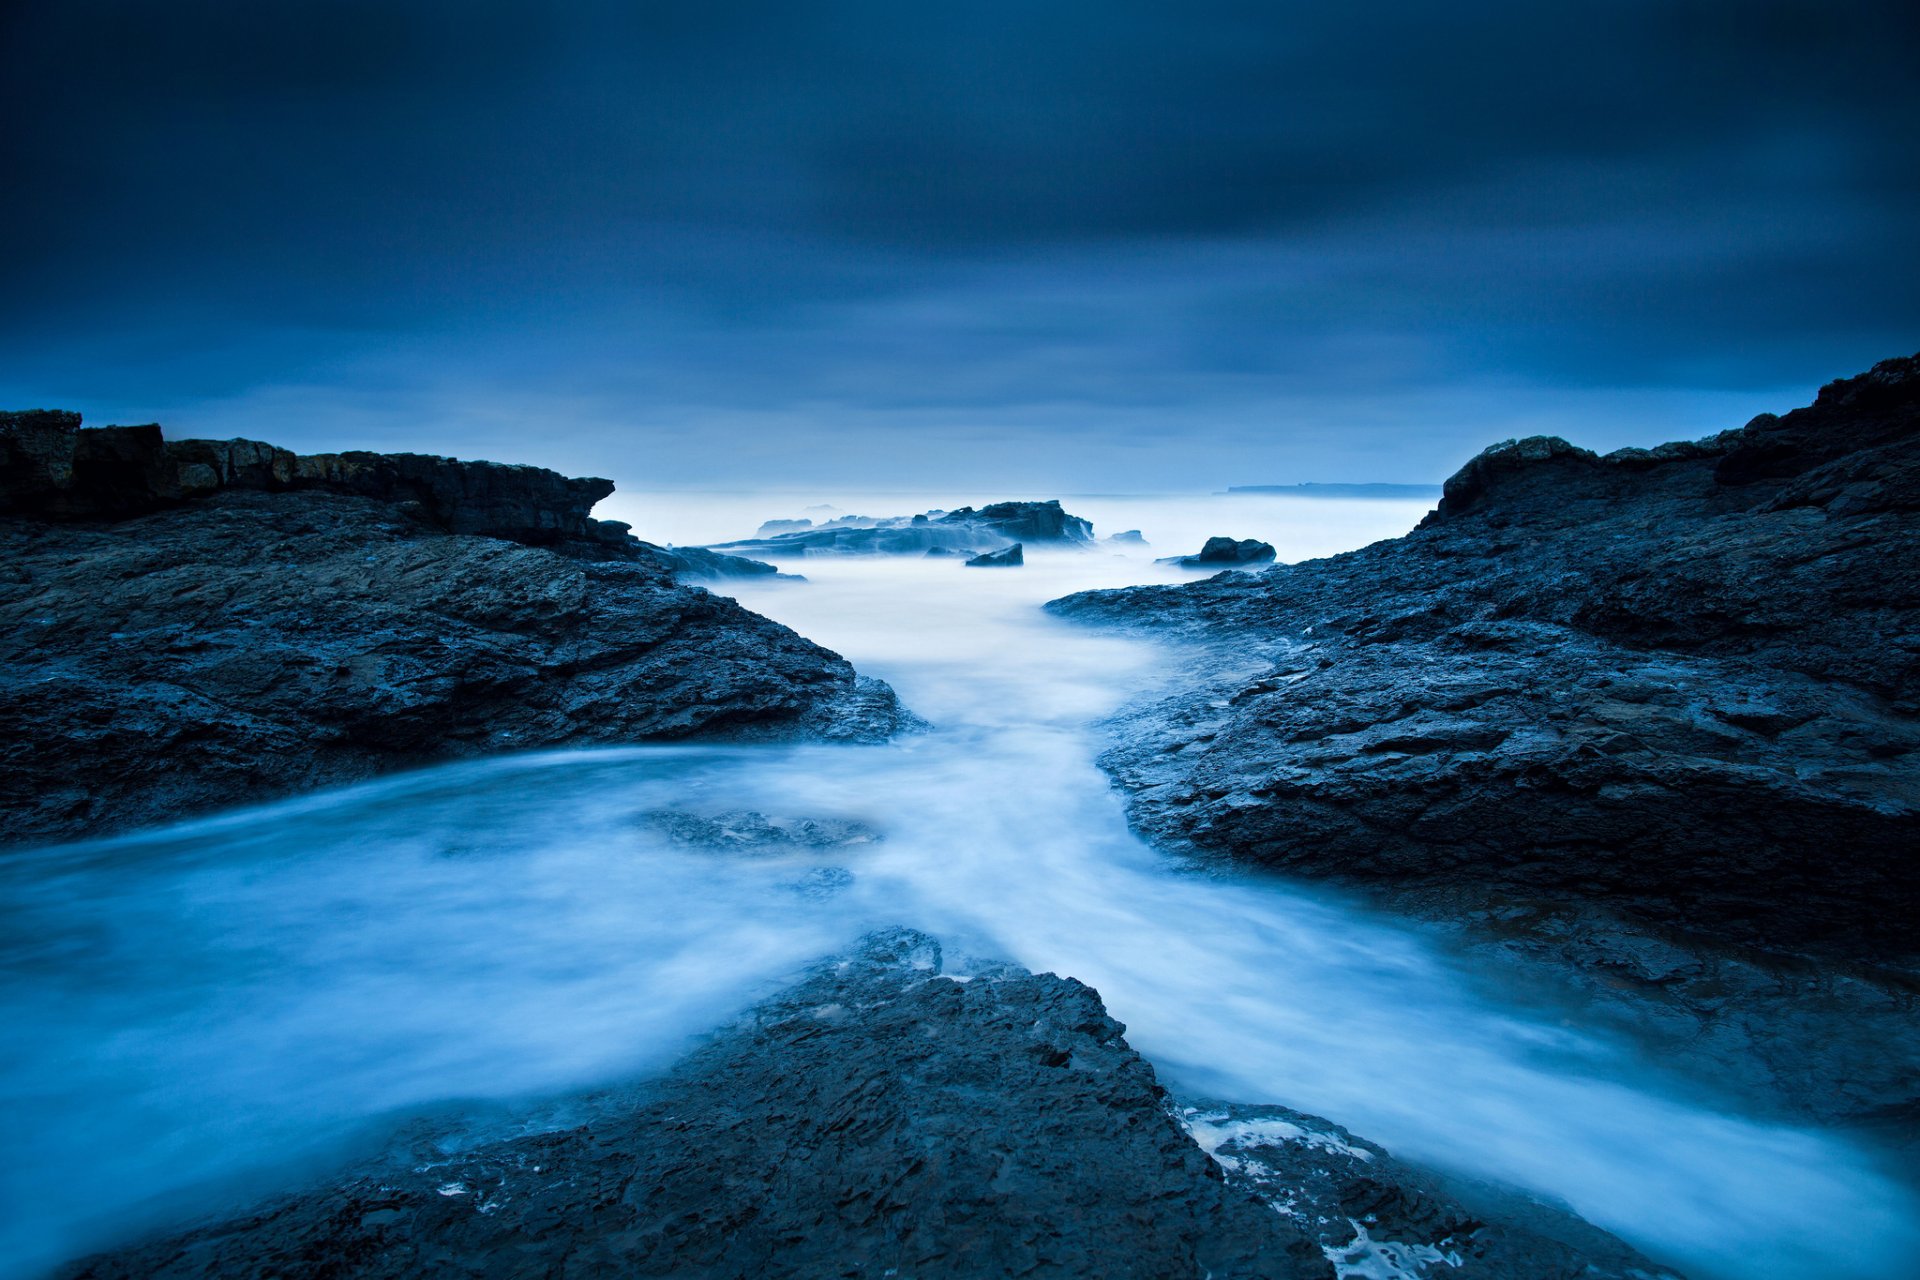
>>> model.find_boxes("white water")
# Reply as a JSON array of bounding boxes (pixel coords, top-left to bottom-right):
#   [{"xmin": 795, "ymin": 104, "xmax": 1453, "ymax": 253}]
[{"xmin": 2, "ymin": 493, "xmax": 1915, "ymax": 1279}]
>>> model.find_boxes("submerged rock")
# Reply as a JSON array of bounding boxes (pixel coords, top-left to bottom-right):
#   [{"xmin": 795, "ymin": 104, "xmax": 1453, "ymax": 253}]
[
  {"xmin": 1157, "ymin": 536, "xmax": 1277, "ymax": 567},
  {"xmin": 634, "ymin": 808, "xmax": 881, "ymax": 853},
  {"xmin": 63, "ymin": 931, "xmax": 1668, "ymax": 1280},
  {"xmin": 965, "ymin": 543, "xmax": 1024, "ymax": 567},
  {"xmin": 1049, "ymin": 352, "xmax": 1920, "ymax": 1129},
  {"xmin": 0, "ymin": 421, "xmax": 916, "ymax": 847}
]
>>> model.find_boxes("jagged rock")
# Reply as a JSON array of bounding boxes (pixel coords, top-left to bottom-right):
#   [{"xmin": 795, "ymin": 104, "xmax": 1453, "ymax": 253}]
[
  {"xmin": 0, "ymin": 425, "xmax": 917, "ymax": 847},
  {"xmin": 1157, "ymin": 536, "xmax": 1276, "ymax": 567},
  {"xmin": 965, "ymin": 543, "xmax": 1024, "ymax": 567},
  {"xmin": 1047, "ymin": 352, "xmax": 1920, "ymax": 1129},
  {"xmin": 755, "ymin": 517, "xmax": 813, "ymax": 535},
  {"xmin": 941, "ymin": 499, "xmax": 1093, "ymax": 543},
  {"xmin": 712, "ymin": 499, "xmax": 1092, "ymax": 557},
  {"xmin": 61, "ymin": 931, "xmax": 1666, "ymax": 1280},
  {"xmin": 1107, "ymin": 528, "xmax": 1149, "ymax": 545}
]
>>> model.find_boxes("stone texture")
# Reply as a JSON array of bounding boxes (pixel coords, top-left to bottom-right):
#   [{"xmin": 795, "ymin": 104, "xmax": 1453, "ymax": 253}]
[
  {"xmin": 0, "ymin": 423, "xmax": 915, "ymax": 847},
  {"xmin": 1048, "ymin": 352, "xmax": 1920, "ymax": 1128},
  {"xmin": 63, "ymin": 932, "xmax": 1670, "ymax": 1280}
]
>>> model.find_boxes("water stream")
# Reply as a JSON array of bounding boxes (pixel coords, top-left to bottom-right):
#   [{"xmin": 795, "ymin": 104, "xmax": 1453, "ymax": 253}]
[{"xmin": 2, "ymin": 493, "xmax": 1914, "ymax": 1279}]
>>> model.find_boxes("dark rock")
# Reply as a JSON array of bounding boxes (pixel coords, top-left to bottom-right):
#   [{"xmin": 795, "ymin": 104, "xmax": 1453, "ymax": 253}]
[
  {"xmin": 712, "ymin": 499, "xmax": 1092, "ymax": 558},
  {"xmin": 60, "ymin": 931, "xmax": 1332, "ymax": 1280},
  {"xmin": 638, "ymin": 542, "xmax": 794, "ymax": 580},
  {"xmin": 62, "ymin": 931, "xmax": 1664, "ymax": 1280},
  {"xmin": 940, "ymin": 499, "xmax": 1093, "ymax": 543},
  {"xmin": 1047, "ymin": 352, "xmax": 1920, "ymax": 1128},
  {"xmin": 1179, "ymin": 1101, "xmax": 1678, "ymax": 1279},
  {"xmin": 1158, "ymin": 536, "xmax": 1277, "ymax": 567},
  {"xmin": 634, "ymin": 808, "xmax": 882, "ymax": 853},
  {"xmin": 0, "ymin": 427, "xmax": 917, "ymax": 847},
  {"xmin": 924, "ymin": 545, "xmax": 972, "ymax": 557},
  {"xmin": 965, "ymin": 543, "xmax": 1024, "ymax": 567},
  {"xmin": 0, "ymin": 408, "xmax": 82, "ymax": 434}
]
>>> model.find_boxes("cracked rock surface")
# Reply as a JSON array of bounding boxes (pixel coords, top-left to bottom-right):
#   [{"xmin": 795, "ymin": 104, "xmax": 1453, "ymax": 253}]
[
  {"xmin": 1048, "ymin": 354, "xmax": 1920, "ymax": 1130},
  {"xmin": 0, "ymin": 423, "xmax": 915, "ymax": 847}
]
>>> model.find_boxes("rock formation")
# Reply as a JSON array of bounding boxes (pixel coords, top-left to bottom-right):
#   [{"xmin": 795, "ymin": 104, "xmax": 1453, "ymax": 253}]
[
  {"xmin": 63, "ymin": 931, "xmax": 1674, "ymax": 1280},
  {"xmin": 0, "ymin": 417, "xmax": 915, "ymax": 847},
  {"xmin": 1049, "ymin": 353, "xmax": 1920, "ymax": 1129},
  {"xmin": 712, "ymin": 499, "xmax": 1093, "ymax": 557},
  {"xmin": 1158, "ymin": 536, "xmax": 1277, "ymax": 567},
  {"xmin": 965, "ymin": 543, "xmax": 1024, "ymax": 567}
]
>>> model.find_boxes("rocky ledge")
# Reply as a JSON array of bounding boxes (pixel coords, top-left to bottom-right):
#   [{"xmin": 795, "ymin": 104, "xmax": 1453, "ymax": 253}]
[
  {"xmin": 64, "ymin": 931, "xmax": 1674, "ymax": 1280},
  {"xmin": 1048, "ymin": 353, "xmax": 1920, "ymax": 1130},
  {"xmin": 0, "ymin": 415, "xmax": 914, "ymax": 847}
]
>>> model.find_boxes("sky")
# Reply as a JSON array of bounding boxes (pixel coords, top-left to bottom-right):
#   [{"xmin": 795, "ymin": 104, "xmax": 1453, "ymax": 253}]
[{"xmin": 2, "ymin": 0, "xmax": 1915, "ymax": 492}]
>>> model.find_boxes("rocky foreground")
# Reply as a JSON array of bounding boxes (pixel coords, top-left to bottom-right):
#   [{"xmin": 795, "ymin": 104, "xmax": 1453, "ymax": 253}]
[
  {"xmin": 0, "ymin": 415, "xmax": 914, "ymax": 846},
  {"xmin": 1049, "ymin": 354, "xmax": 1920, "ymax": 1130},
  {"xmin": 66, "ymin": 931, "xmax": 1674, "ymax": 1280}
]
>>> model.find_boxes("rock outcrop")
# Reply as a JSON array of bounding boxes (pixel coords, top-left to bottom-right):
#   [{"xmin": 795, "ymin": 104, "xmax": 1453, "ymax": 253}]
[
  {"xmin": 1158, "ymin": 536, "xmax": 1276, "ymax": 567},
  {"xmin": 0, "ymin": 418, "xmax": 914, "ymax": 847},
  {"xmin": 965, "ymin": 543, "xmax": 1024, "ymax": 567},
  {"xmin": 1048, "ymin": 353, "xmax": 1920, "ymax": 1129},
  {"xmin": 712, "ymin": 499, "xmax": 1093, "ymax": 557},
  {"xmin": 63, "ymin": 931, "xmax": 1673, "ymax": 1280}
]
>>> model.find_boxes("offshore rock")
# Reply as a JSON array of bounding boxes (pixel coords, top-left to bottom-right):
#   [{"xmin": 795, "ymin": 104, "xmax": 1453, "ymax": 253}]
[
  {"xmin": 965, "ymin": 543, "xmax": 1024, "ymax": 567},
  {"xmin": 64, "ymin": 932, "xmax": 1667, "ymax": 1280},
  {"xmin": 1048, "ymin": 353, "xmax": 1920, "ymax": 1128},
  {"xmin": 0, "ymin": 422, "xmax": 915, "ymax": 847},
  {"xmin": 1158, "ymin": 536, "xmax": 1276, "ymax": 567},
  {"xmin": 713, "ymin": 499, "xmax": 1093, "ymax": 557}
]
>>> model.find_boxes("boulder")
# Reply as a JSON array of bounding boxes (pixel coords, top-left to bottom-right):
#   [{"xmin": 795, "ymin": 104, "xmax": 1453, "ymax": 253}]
[
  {"xmin": 1158, "ymin": 536, "xmax": 1276, "ymax": 567},
  {"xmin": 965, "ymin": 543, "xmax": 1024, "ymax": 567}
]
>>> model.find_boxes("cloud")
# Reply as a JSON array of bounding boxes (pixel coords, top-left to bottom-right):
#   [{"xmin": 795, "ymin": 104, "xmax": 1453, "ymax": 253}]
[{"xmin": 1, "ymin": 0, "xmax": 1913, "ymax": 485}]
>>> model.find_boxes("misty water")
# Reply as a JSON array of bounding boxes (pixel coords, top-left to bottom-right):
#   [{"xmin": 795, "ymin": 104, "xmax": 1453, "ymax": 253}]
[{"xmin": 2, "ymin": 493, "xmax": 1915, "ymax": 1280}]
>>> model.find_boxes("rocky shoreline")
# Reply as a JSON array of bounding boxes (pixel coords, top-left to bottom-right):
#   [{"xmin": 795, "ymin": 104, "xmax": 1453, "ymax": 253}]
[
  {"xmin": 64, "ymin": 930, "xmax": 1675, "ymax": 1280},
  {"xmin": 0, "ymin": 416, "xmax": 915, "ymax": 847},
  {"xmin": 1047, "ymin": 353, "xmax": 1920, "ymax": 1133}
]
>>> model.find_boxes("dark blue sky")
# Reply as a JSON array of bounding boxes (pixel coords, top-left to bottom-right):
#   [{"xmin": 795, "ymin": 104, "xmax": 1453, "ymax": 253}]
[{"xmin": 3, "ymin": 0, "xmax": 1915, "ymax": 489}]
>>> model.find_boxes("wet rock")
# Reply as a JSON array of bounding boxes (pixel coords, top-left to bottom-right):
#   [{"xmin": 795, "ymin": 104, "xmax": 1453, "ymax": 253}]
[
  {"xmin": 634, "ymin": 808, "xmax": 881, "ymax": 853},
  {"xmin": 1047, "ymin": 352, "xmax": 1920, "ymax": 1128},
  {"xmin": 965, "ymin": 543, "xmax": 1024, "ymax": 567},
  {"xmin": 1180, "ymin": 1102, "xmax": 1679, "ymax": 1280},
  {"xmin": 0, "ymin": 425, "xmax": 918, "ymax": 847},
  {"xmin": 61, "ymin": 931, "xmax": 1333, "ymax": 1280},
  {"xmin": 1158, "ymin": 536, "xmax": 1277, "ymax": 567},
  {"xmin": 63, "ymin": 932, "xmax": 1665, "ymax": 1280},
  {"xmin": 638, "ymin": 542, "xmax": 794, "ymax": 580}
]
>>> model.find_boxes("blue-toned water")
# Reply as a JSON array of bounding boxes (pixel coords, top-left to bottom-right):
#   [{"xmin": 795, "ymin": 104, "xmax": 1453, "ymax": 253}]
[{"xmin": 3, "ymin": 495, "xmax": 1914, "ymax": 1279}]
